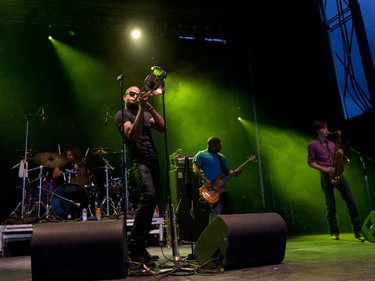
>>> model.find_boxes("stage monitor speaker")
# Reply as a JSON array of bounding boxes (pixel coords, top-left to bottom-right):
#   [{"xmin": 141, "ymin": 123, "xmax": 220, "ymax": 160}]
[
  {"xmin": 31, "ymin": 220, "xmax": 127, "ymax": 281},
  {"xmin": 362, "ymin": 210, "xmax": 375, "ymax": 243},
  {"xmin": 194, "ymin": 212, "xmax": 287, "ymax": 270},
  {"xmin": 169, "ymin": 168, "xmax": 210, "ymax": 242}
]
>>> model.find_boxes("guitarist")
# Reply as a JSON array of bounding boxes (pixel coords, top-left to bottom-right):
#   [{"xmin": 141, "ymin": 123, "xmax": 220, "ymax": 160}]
[{"xmin": 192, "ymin": 137, "xmax": 240, "ymax": 222}]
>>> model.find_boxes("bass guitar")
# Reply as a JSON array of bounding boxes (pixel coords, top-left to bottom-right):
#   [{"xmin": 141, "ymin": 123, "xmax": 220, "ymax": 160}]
[{"xmin": 199, "ymin": 155, "xmax": 257, "ymax": 204}]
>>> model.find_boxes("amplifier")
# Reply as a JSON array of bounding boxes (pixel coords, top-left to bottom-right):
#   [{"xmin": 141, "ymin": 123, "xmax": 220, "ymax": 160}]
[{"xmin": 169, "ymin": 152, "xmax": 195, "ymax": 170}]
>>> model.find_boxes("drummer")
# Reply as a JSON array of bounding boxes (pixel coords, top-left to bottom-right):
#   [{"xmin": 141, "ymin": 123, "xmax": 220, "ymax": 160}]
[{"xmin": 53, "ymin": 147, "xmax": 94, "ymax": 187}]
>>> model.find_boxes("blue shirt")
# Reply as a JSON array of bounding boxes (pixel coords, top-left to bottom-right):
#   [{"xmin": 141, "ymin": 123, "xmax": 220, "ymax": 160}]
[{"xmin": 193, "ymin": 149, "xmax": 229, "ymax": 189}]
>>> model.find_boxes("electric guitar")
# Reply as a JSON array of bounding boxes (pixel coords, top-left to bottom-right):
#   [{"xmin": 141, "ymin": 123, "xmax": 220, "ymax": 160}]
[{"xmin": 199, "ymin": 155, "xmax": 257, "ymax": 204}]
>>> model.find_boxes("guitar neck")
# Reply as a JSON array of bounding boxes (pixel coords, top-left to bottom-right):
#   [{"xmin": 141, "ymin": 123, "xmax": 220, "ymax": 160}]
[{"xmin": 215, "ymin": 156, "xmax": 257, "ymax": 187}]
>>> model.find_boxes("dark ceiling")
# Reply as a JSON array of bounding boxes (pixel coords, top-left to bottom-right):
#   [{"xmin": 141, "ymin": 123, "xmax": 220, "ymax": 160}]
[
  {"xmin": 0, "ymin": 0, "xmax": 248, "ymax": 38},
  {"xmin": 1, "ymin": 0, "xmax": 366, "ymax": 159}
]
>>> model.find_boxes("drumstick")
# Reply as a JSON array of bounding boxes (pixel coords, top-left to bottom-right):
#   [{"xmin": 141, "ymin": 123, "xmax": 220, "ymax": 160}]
[
  {"xmin": 84, "ymin": 147, "xmax": 89, "ymax": 158},
  {"xmin": 57, "ymin": 143, "xmax": 66, "ymax": 181}
]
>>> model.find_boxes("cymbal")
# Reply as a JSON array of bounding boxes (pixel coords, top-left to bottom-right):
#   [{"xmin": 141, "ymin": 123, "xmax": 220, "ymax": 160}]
[
  {"xmin": 33, "ymin": 152, "xmax": 68, "ymax": 168},
  {"xmin": 89, "ymin": 147, "xmax": 113, "ymax": 155}
]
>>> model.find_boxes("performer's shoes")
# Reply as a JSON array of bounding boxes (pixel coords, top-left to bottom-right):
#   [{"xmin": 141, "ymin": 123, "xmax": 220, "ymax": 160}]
[
  {"xmin": 331, "ymin": 233, "xmax": 340, "ymax": 240},
  {"xmin": 141, "ymin": 249, "xmax": 159, "ymax": 261},
  {"xmin": 128, "ymin": 246, "xmax": 156, "ymax": 266},
  {"xmin": 355, "ymin": 232, "xmax": 366, "ymax": 242},
  {"xmin": 129, "ymin": 252, "xmax": 156, "ymax": 267}
]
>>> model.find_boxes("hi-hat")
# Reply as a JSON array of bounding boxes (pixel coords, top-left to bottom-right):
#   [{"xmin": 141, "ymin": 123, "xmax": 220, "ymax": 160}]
[
  {"xmin": 89, "ymin": 147, "xmax": 113, "ymax": 155},
  {"xmin": 33, "ymin": 152, "xmax": 68, "ymax": 168}
]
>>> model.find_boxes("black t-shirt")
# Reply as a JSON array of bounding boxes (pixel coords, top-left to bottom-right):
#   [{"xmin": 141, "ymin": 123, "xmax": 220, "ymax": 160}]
[{"xmin": 115, "ymin": 108, "xmax": 158, "ymax": 167}]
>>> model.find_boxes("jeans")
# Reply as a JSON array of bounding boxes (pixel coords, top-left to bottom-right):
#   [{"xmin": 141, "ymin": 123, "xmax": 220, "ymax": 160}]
[
  {"xmin": 128, "ymin": 160, "xmax": 160, "ymax": 250},
  {"xmin": 209, "ymin": 191, "xmax": 229, "ymax": 222},
  {"xmin": 320, "ymin": 173, "xmax": 362, "ymax": 235}
]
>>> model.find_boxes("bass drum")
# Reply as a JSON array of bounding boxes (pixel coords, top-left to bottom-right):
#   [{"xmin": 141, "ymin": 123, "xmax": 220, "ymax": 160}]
[{"xmin": 51, "ymin": 183, "xmax": 89, "ymax": 220}]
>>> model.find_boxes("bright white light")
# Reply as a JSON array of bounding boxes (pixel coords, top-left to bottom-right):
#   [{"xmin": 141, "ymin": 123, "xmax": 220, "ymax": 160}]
[{"xmin": 131, "ymin": 29, "xmax": 141, "ymax": 39}]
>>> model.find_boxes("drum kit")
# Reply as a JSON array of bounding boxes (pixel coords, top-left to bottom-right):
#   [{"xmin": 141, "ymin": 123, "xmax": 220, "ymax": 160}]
[{"xmin": 11, "ymin": 147, "xmax": 126, "ymax": 222}]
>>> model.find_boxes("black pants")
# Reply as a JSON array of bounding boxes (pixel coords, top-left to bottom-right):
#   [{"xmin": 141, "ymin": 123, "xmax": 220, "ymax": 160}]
[
  {"xmin": 320, "ymin": 173, "xmax": 362, "ymax": 235},
  {"xmin": 128, "ymin": 160, "xmax": 160, "ymax": 250}
]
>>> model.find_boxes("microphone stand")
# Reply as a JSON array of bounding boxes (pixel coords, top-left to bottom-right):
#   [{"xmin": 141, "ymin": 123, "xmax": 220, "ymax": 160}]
[
  {"xmin": 20, "ymin": 115, "xmax": 32, "ymax": 219},
  {"xmin": 350, "ymin": 147, "xmax": 372, "ymax": 210},
  {"xmin": 117, "ymin": 74, "xmax": 129, "ymax": 259},
  {"xmin": 155, "ymin": 73, "xmax": 188, "ymax": 268},
  {"xmin": 160, "ymin": 91, "xmax": 181, "ymax": 263},
  {"xmin": 142, "ymin": 66, "xmax": 185, "ymax": 267},
  {"xmin": 6, "ymin": 109, "xmax": 45, "ymax": 222}
]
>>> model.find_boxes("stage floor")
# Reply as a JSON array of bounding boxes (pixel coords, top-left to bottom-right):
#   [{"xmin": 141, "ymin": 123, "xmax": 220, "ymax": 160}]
[{"xmin": 0, "ymin": 231, "xmax": 374, "ymax": 281}]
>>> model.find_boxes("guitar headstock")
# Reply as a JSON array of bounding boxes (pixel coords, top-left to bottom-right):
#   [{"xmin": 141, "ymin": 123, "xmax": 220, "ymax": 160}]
[
  {"xmin": 247, "ymin": 155, "xmax": 257, "ymax": 162},
  {"xmin": 234, "ymin": 155, "xmax": 258, "ymax": 173}
]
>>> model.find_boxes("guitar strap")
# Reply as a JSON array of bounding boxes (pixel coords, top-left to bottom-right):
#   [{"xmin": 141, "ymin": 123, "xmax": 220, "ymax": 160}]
[{"xmin": 216, "ymin": 153, "xmax": 226, "ymax": 173}]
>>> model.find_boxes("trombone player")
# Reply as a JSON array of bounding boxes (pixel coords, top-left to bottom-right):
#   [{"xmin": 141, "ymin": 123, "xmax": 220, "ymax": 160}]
[{"xmin": 115, "ymin": 85, "xmax": 165, "ymax": 266}]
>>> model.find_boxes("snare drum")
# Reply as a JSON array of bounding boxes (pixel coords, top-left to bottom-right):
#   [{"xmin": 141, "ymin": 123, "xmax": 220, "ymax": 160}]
[
  {"xmin": 71, "ymin": 162, "xmax": 90, "ymax": 186},
  {"xmin": 50, "ymin": 183, "xmax": 89, "ymax": 220}
]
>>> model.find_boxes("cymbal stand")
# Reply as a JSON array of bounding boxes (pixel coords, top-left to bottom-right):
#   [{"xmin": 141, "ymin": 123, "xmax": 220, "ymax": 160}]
[
  {"xmin": 100, "ymin": 156, "xmax": 116, "ymax": 217},
  {"xmin": 23, "ymin": 166, "xmax": 40, "ymax": 215},
  {"xmin": 26, "ymin": 166, "xmax": 53, "ymax": 219},
  {"xmin": 36, "ymin": 165, "xmax": 44, "ymax": 218}
]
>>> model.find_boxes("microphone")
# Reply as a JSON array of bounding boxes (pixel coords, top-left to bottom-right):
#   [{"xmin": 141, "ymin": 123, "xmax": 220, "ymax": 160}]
[
  {"xmin": 74, "ymin": 202, "xmax": 81, "ymax": 208},
  {"xmin": 104, "ymin": 109, "xmax": 109, "ymax": 126},
  {"xmin": 117, "ymin": 74, "xmax": 125, "ymax": 81}
]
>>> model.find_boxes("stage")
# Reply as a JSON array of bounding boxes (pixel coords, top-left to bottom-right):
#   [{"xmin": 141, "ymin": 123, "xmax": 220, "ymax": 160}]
[{"xmin": 1, "ymin": 230, "xmax": 374, "ymax": 281}]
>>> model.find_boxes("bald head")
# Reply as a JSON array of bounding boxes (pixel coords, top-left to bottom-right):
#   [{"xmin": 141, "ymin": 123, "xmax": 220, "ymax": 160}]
[{"xmin": 125, "ymin": 86, "xmax": 140, "ymax": 96}]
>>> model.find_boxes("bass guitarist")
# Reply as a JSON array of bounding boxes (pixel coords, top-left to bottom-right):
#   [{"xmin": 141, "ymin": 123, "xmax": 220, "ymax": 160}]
[{"xmin": 192, "ymin": 136, "xmax": 241, "ymax": 222}]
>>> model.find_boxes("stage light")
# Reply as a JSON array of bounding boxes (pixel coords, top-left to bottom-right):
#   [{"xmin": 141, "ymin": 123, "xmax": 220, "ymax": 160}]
[{"xmin": 131, "ymin": 29, "xmax": 141, "ymax": 39}]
